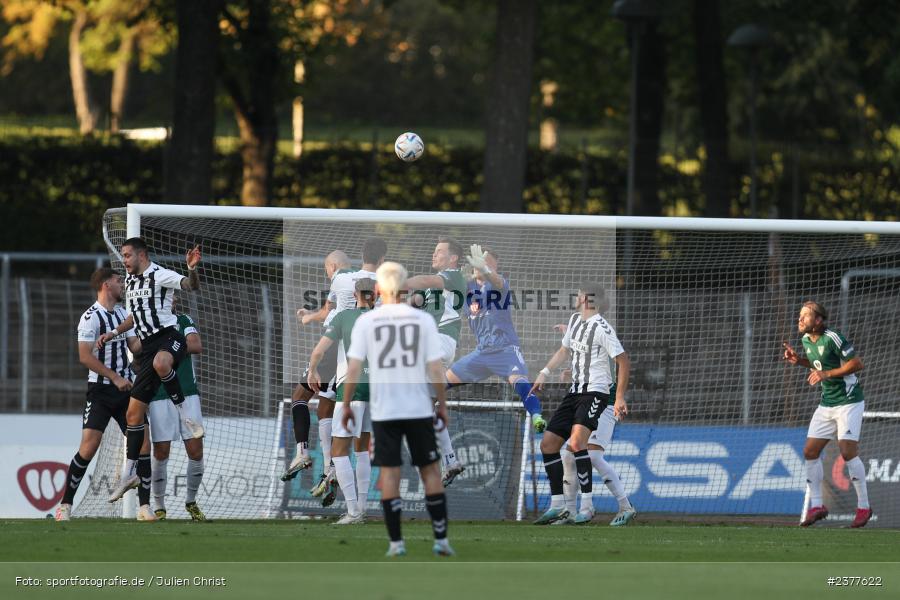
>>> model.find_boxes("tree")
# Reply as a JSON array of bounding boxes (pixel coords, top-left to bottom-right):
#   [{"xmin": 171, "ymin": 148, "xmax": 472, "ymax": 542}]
[
  {"xmin": 480, "ymin": 0, "xmax": 537, "ymax": 213},
  {"xmin": 1, "ymin": 0, "xmax": 171, "ymax": 134},
  {"xmin": 165, "ymin": 0, "xmax": 220, "ymax": 205},
  {"xmin": 693, "ymin": 0, "xmax": 730, "ymax": 217},
  {"xmin": 632, "ymin": 20, "xmax": 665, "ymax": 216}
]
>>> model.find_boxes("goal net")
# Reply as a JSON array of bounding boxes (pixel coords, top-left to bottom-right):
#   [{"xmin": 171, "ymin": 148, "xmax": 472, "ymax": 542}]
[{"xmin": 75, "ymin": 207, "xmax": 899, "ymax": 527}]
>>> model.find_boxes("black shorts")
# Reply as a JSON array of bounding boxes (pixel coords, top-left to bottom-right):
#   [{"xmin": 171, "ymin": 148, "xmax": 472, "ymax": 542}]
[
  {"xmin": 84, "ymin": 383, "xmax": 130, "ymax": 434},
  {"xmin": 300, "ymin": 341, "xmax": 338, "ymax": 395},
  {"xmin": 372, "ymin": 418, "xmax": 440, "ymax": 468},
  {"xmin": 546, "ymin": 392, "xmax": 609, "ymax": 439},
  {"xmin": 130, "ymin": 327, "xmax": 188, "ymax": 403}
]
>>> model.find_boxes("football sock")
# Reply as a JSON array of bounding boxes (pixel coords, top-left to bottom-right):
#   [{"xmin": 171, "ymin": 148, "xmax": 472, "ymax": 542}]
[
  {"xmin": 186, "ymin": 459, "xmax": 204, "ymax": 504},
  {"xmin": 574, "ymin": 449, "xmax": 592, "ymax": 496},
  {"xmin": 319, "ymin": 418, "xmax": 333, "ymax": 469},
  {"xmin": 61, "ymin": 452, "xmax": 90, "ymax": 505},
  {"xmin": 150, "ymin": 456, "xmax": 168, "ymax": 511},
  {"xmin": 381, "ymin": 497, "xmax": 403, "ymax": 542},
  {"xmin": 355, "ymin": 451, "xmax": 371, "ymax": 510},
  {"xmin": 846, "ymin": 456, "xmax": 870, "ymax": 509},
  {"xmin": 589, "ymin": 449, "xmax": 631, "ymax": 510},
  {"xmin": 291, "ymin": 400, "xmax": 311, "ymax": 445},
  {"xmin": 137, "ymin": 454, "xmax": 152, "ymax": 507},
  {"xmin": 161, "ymin": 369, "xmax": 185, "ymax": 406},
  {"xmin": 126, "ymin": 424, "xmax": 144, "ymax": 461},
  {"xmin": 542, "ymin": 451, "xmax": 565, "ymax": 507},
  {"xmin": 513, "ymin": 378, "xmax": 541, "ymax": 415},
  {"xmin": 333, "ymin": 455, "xmax": 359, "ymax": 516},
  {"xmin": 560, "ymin": 449, "xmax": 578, "ymax": 515},
  {"xmin": 434, "ymin": 420, "xmax": 457, "ymax": 466},
  {"xmin": 425, "ymin": 493, "xmax": 449, "ymax": 540},
  {"xmin": 806, "ymin": 458, "xmax": 824, "ymax": 506}
]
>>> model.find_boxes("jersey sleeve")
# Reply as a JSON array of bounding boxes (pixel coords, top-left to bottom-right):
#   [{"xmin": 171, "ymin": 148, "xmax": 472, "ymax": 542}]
[
  {"xmin": 77, "ymin": 313, "xmax": 99, "ymax": 342},
  {"xmin": 830, "ymin": 331, "xmax": 856, "ymax": 360},
  {"xmin": 323, "ymin": 312, "xmax": 341, "ymax": 341},
  {"xmin": 346, "ymin": 317, "xmax": 369, "ymax": 361},
  {"xmin": 561, "ymin": 313, "xmax": 579, "ymax": 348},
  {"xmin": 156, "ymin": 267, "xmax": 185, "ymax": 290},
  {"xmin": 422, "ymin": 314, "xmax": 444, "ymax": 363},
  {"xmin": 180, "ymin": 314, "xmax": 199, "ymax": 337},
  {"xmin": 599, "ymin": 321, "xmax": 625, "ymax": 358}
]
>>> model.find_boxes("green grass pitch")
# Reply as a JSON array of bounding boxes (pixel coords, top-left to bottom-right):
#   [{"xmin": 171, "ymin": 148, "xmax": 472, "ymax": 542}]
[{"xmin": 1, "ymin": 519, "xmax": 898, "ymax": 599}]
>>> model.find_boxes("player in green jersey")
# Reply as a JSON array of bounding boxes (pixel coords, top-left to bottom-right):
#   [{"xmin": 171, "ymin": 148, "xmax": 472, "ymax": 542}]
[
  {"xmin": 147, "ymin": 295, "xmax": 206, "ymax": 521},
  {"xmin": 405, "ymin": 237, "xmax": 467, "ymax": 485},
  {"xmin": 308, "ymin": 278, "xmax": 377, "ymax": 523},
  {"xmin": 782, "ymin": 300, "xmax": 871, "ymax": 528}
]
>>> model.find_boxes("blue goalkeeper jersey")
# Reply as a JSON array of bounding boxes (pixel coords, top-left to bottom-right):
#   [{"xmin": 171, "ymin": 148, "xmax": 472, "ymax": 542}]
[{"xmin": 466, "ymin": 275, "xmax": 520, "ymax": 351}]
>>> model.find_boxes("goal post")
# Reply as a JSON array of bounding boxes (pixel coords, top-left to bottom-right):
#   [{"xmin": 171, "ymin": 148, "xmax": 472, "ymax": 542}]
[{"xmin": 72, "ymin": 204, "xmax": 900, "ymax": 526}]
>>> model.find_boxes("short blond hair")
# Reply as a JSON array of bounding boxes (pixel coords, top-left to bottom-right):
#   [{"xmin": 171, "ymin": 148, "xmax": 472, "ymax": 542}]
[{"xmin": 376, "ymin": 261, "xmax": 408, "ymax": 296}]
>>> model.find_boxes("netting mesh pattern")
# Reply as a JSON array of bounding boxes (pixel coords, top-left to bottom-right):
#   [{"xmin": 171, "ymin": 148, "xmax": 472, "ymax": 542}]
[{"xmin": 75, "ymin": 210, "xmax": 900, "ymax": 522}]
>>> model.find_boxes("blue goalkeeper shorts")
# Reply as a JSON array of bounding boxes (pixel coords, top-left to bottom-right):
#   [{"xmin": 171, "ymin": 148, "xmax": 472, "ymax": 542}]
[{"xmin": 449, "ymin": 346, "xmax": 529, "ymax": 383}]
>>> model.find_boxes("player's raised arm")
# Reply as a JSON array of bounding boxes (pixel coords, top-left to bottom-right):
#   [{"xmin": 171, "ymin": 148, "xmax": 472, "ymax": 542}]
[
  {"xmin": 782, "ymin": 341, "xmax": 811, "ymax": 368},
  {"xmin": 466, "ymin": 244, "xmax": 504, "ymax": 289},
  {"xmin": 181, "ymin": 245, "xmax": 202, "ymax": 291}
]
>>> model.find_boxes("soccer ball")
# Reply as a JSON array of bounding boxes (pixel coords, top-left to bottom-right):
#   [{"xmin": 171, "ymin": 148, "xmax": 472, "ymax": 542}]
[{"xmin": 394, "ymin": 132, "xmax": 425, "ymax": 162}]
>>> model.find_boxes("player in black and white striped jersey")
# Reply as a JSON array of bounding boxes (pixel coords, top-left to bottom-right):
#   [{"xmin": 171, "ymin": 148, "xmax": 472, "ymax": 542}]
[
  {"xmin": 529, "ymin": 284, "xmax": 631, "ymax": 525},
  {"xmin": 96, "ymin": 238, "xmax": 202, "ymax": 510},
  {"xmin": 56, "ymin": 268, "xmax": 148, "ymax": 521}
]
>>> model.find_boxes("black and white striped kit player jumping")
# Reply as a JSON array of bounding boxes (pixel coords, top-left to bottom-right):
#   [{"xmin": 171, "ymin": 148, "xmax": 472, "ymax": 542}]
[
  {"xmin": 530, "ymin": 283, "xmax": 632, "ymax": 526},
  {"xmin": 97, "ymin": 238, "xmax": 203, "ymax": 510}
]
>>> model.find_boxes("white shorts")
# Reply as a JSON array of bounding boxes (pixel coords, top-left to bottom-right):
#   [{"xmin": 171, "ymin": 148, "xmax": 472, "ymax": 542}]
[
  {"xmin": 563, "ymin": 405, "xmax": 617, "ymax": 451},
  {"xmin": 807, "ymin": 401, "xmax": 864, "ymax": 442},
  {"xmin": 331, "ymin": 401, "xmax": 372, "ymax": 439},
  {"xmin": 149, "ymin": 394, "xmax": 203, "ymax": 443},
  {"xmin": 439, "ymin": 334, "xmax": 457, "ymax": 369}
]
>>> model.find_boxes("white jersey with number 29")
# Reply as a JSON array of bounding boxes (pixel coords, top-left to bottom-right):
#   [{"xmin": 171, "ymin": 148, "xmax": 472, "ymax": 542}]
[{"xmin": 346, "ymin": 303, "xmax": 443, "ymax": 422}]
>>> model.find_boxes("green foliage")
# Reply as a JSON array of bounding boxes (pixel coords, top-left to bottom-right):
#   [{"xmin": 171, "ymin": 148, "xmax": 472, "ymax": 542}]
[{"xmin": 3, "ymin": 134, "xmax": 900, "ymax": 252}]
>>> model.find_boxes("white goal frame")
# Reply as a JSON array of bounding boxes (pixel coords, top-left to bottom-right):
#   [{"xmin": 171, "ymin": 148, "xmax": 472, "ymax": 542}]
[{"xmin": 118, "ymin": 204, "xmax": 900, "ymax": 521}]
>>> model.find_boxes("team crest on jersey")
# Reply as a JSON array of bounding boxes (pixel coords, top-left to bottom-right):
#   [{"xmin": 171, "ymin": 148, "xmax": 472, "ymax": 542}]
[{"xmin": 817, "ymin": 345, "xmax": 824, "ymax": 354}]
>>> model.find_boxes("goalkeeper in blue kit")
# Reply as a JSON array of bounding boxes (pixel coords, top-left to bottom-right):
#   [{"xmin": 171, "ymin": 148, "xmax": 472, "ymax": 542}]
[{"xmin": 445, "ymin": 244, "xmax": 546, "ymax": 432}]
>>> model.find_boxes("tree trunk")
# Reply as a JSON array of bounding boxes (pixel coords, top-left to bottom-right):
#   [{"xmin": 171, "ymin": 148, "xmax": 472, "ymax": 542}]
[
  {"xmin": 110, "ymin": 28, "xmax": 137, "ymax": 134},
  {"xmin": 165, "ymin": 0, "xmax": 220, "ymax": 205},
  {"xmin": 633, "ymin": 22, "xmax": 665, "ymax": 217},
  {"xmin": 693, "ymin": 0, "xmax": 731, "ymax": 218},
  {"xmin": 68, "ymin": 10, "xmax": 95, "ymax": 135},
  {"xmin": 292, "ymin": 60, "xmax": 305, "ymax": 158},
  {"xmin": 479, "ymin": 0, "xmax": 537, "ymax": 213}
]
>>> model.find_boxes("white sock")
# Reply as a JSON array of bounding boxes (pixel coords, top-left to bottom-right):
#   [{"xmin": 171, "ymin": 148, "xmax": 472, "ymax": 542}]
[
  {"xmin": 185, "ymin": 459, "xmax": 204, "ymax": 504},
  {"xmin": 806, "ymin": 458, "xmax": 824, "ymax": 507},
  {"xmin": 550, "ymin": 493, "xmax": 566, "ymax": 510},
  {"xmin": 150, "ymin": 456, "xmax": 168, "ymax": 511},
  {"xmin": 319, "ymin": 418, "xmax": 333, "ymax": 469},
  {"xmin": 355, "ymin": 450, "xmax": 371, "ymax": 511},
  {"xmin": 579, "ymin": 492, "xmax": 594, "ymax": 513},
  {"xmin": 560, "ymin": 449, "xmax": 578, "ymax": 514},
  {"xmin": 333, "ymin": 455, "xmax": 358, "ymax": 516},
  {"xmin": 589, "ymin": 449, "xmax": 631, "ymax": 510},
  {"xmin": 434, "ymin": 421, "xmax": 457, "ymax": 467},
  {"xmin": 122, "ymin": 458, "xmax": 136, "ymax": 479},
  {"xmin": 296, "ymin": 442, "xmax": 308, "ymax": 457},
  {"xmin": 846, "ymin": 456, "xmax": 870, "ymax": 509}
]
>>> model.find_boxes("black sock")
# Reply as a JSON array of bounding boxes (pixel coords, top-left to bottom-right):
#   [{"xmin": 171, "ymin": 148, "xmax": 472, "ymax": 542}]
[
  {"xmin": 61, "ymin": 452, "xmax": 90, "ymax": 505},
  {"xmin": 291, "ymin": 400, "xmax": 311, "ymax": 445},
  {"xmin": 137, "ymin": 454, "xmax": 151, "ymax": 507},
  {"xmin": 126, "ymin": 424, "xmax": 144, "ymax": 461},
  {"xmin": 425, "ymin": 493, "xmax": 448, "ymax": 540},
  {"xmin": 161, "ymin": 369, "xmax": 184, "ymax": 406},
  {"xmin": 574, "ymin": 449, "xmax": 592, "ymax": 493},
  {"xmin": 381, "ymin": 498, "xmax": 403, "ymax": 542},
  {"xmin": 543, "ymin": 452, "xmax": 564, "ymax": 496}
]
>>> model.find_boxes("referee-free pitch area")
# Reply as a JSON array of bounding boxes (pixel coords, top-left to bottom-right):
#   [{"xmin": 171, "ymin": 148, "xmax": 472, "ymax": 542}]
[{"xmin": 1, "ymin": 519, "xmax": 898, "ymax": 599}]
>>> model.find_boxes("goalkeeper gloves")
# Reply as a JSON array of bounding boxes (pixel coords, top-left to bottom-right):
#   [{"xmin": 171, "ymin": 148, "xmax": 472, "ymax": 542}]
[{"xmin": 466, "ymin": 244, "xmax": 492, "ymax": 275}]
